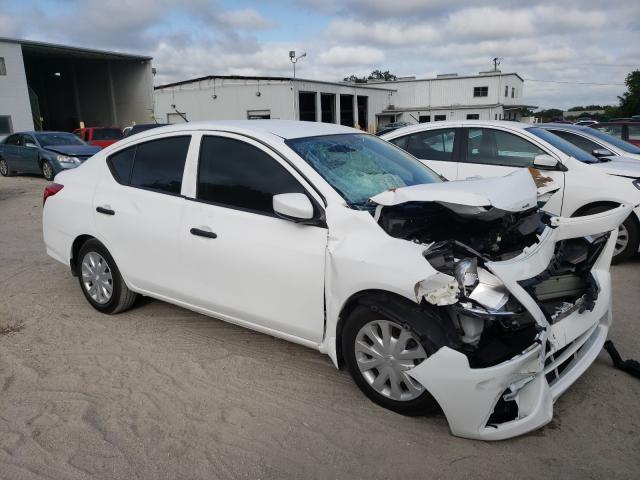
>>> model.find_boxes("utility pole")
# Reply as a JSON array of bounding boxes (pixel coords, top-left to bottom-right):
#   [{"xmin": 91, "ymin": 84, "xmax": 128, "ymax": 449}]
[
  {"xmin": 289, "ymin": 51, "xmax": 307, "ymax": 79},
  {"xmin": 492, "ymin": 57, "xmax": 502, "ymax": 71}
]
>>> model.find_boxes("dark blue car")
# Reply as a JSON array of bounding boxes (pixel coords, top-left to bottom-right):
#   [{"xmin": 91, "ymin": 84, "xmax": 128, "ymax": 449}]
[{"xmin": 0, "ymin": 131, "xmax": 101, "ymax": 180}]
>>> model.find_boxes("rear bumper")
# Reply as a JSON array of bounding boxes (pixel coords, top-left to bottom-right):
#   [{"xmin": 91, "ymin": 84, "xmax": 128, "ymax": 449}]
[{"xmin": 407, "ymin": 205, "xmax": 628, "ymax": 440}]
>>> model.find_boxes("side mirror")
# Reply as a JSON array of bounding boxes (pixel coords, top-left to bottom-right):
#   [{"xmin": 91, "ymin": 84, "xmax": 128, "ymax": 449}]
[
  {"xmin": 273, "ymin": 193, "xmax": 314, "ymax": 222},
  {"xmin": 592, "ymin": 148, "xmax": 612, "ymax": 158},
  {"xmin": 25, "ymin": 143, "xmax": 37, "ymax": 148},
  {"xmin": 533, "ymin": 154, "xmax": 560, "ymax": 170}
]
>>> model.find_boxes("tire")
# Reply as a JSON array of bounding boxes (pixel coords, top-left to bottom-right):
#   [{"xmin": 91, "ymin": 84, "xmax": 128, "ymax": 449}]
[
  {"xmin": 0, "ymin": 158, "xmax": 12, "ymax": 177},
  {"xmin": 580, "ymin": 206, "xmax": 639, "ymax": 264},
  {"xmin": 77, "ymin": 239, "xmax": 137, "ymax": 314},
  {"xmin": 342, "ymin": 305, "xmax": 439, "ymax": 416},
  {"xmin": 41, "ymin": 160, "xmax": 55, "ymax": 181}
]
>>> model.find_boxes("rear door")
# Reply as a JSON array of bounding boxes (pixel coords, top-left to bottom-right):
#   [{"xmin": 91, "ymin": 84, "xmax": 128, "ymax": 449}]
[
  {"xmin": 93, "ymin": 134, "xmax": 194, "ymax": 297},
  {"xmin": 179, "ymin": 133, "xmax": 328, "ymax": 342},
  {"xmin": 388, "ymin": 127, "xmax": 460, "ymax": 180},
  {"xmin": 1, "ymin": 134, "xmax": 21, "ymax": 167},
  {"xmin": 457, "ymin": 126, "xmax": 566, "ymax": 214}
]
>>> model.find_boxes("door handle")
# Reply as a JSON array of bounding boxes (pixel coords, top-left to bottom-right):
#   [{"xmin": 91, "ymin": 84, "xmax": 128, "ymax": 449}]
[
  {"xmin": 190, "ymin": 228, "xmax": 217, "ymax": 239},
  {"xmin": 96, "ymin": 206, "xmax": 115, "ymax": 215}
]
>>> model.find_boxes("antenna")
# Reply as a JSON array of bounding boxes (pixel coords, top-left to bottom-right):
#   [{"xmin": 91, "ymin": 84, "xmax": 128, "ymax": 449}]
[{"xmin": 492, "ymin": 57, "xmax": 503, "ymax": 71}]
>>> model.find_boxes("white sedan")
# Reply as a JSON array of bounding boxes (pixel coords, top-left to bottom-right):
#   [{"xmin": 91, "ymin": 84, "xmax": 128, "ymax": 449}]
[
  {"xmin": 381, "ymin": 120, "xmax": 640, "ymax": 262},
  {"xmin": 43, "ymin": 121, "xmax": 629, "ymax": 440}
]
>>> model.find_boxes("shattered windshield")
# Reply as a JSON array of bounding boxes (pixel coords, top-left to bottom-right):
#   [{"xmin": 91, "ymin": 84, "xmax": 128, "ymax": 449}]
[{"xmin": 286, "ymin": 134, "xmax": 442, "ymax": 206}]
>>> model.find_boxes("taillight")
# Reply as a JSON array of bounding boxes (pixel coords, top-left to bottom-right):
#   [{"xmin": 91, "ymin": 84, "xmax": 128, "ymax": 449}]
[{"xmin": 43, "ymin": 183, "xmax": 64, "ymax": 206}]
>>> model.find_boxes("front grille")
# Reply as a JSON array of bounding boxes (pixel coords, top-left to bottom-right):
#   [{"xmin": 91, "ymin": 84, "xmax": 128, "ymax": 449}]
[{"xmin": 544, "ymin": 323, "xmax": 598, "ymax": 385}]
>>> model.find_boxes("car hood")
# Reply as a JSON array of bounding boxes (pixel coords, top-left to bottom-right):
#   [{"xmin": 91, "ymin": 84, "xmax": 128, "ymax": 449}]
[
  {"xmin": 370, "ymin": 169, "xmax": 538, "ymax": 213},
  {"xmin": 45, "ymin": 145, "xmax": 101, "ymax": 157},
  {"xmin": 592, "ymin": 156, "xmax": 640, "ymax": 178}
]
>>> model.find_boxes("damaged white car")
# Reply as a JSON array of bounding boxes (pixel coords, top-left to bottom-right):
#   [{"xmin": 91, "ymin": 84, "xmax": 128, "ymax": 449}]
[{"xmin": 42, "ymin": 121, "xmax": 631, "ymax": 440}]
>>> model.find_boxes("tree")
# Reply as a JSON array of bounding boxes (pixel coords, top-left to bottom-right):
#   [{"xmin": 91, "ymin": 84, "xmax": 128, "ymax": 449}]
[
  {"xmin": 534, "ymin": 108, "xmax": 564, "ymax": 122},
  {"xmin": 617, "ymin": 70, "xmax": 640, "ymax": 116},
  {"xmin": 343, "ymin": 74, "xmax": 368, "ymax": 83},
  {"xmin": 343, "ymin": 70, "xmax": 397, "ymax": 83}
]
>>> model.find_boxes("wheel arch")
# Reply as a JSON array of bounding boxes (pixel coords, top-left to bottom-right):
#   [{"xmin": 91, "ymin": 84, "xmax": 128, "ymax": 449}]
[
  {"xmin": 70, "ymin": 234, "xmax": 96, "ymax": 276},
  {"xmin": 570, "ymin": 201, "xmax": 621, "ymax": 218}
]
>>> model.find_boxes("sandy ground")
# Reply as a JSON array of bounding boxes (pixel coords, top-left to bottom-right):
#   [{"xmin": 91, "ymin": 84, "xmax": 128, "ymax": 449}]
[{"xmin": 0, "ymin": 175, "xmax": 639, "ymax": 480}]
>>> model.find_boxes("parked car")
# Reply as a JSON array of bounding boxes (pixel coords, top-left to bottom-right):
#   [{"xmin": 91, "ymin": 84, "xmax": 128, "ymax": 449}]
[
  {"xmin": 376, "ymin": 121, "xmax": 411, "ymax": 136},
  {"xmin": 43, "ymin": 120, "xmax": 628, "ymax": 440},
  {"xmin": 73, "ymin": 127, "xmax": 123, "ymax": 149},
  {"xmin": 537, "ymin": 123, "xmax": 640, "ymax": 161},
  {"xmin": 0, "ymin": 131, "xmax": 100, "ymax": 180},
  {"xmin": 381, "ymin": 121, "xmax": 640, "ymax": 262},
  {"xmin": 122, "ymin": 123, "xmax": 168, "ymax": 138},
  {"xmin": 592, "ymin": 122, "xmax": 640, "ymax": 147},
  {"xmin": 573, "ymin": 119, "xmax": 598, "ymax": 127}
]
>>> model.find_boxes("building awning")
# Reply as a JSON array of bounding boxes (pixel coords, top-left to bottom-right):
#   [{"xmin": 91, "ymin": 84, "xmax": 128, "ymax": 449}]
[{"xmin": 503, "ymin": 104, "xmax": 538, "ymax": 111}]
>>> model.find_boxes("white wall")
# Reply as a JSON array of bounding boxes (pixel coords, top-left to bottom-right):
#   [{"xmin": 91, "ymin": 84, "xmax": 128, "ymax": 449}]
[
  {"xmin": 0, "ymin": 41, "xmax": 34, "ymax": 133},
  {"xmin": 111, "ymin": 59, "xmax": 155, "ymax": 126}
]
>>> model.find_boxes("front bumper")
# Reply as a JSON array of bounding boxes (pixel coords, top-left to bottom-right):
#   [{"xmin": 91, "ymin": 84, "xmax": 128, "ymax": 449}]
[{"xmin": 407, "ymin": 205, "xmax": 630, "ymax": 440}]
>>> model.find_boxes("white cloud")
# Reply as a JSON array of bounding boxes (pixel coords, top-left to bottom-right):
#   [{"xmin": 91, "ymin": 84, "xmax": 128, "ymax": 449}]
[
  {"xmin": 318, "ymin": 46, "xmax": 385, "ymax": 66},
  {"xmin": 218, "ymin": 9, "xmax": 274, "ymax": 30},
  {"xmin": 327, "ymin": 19, "xmax": 439, "ymax": 46},
  {"xmin": 446, "ymin": 7, "xmax": 534, "ymax": 38}
]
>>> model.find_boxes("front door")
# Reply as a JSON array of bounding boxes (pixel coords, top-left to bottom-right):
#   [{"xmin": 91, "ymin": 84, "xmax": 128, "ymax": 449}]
[
  {"xmin": 180, "ymin": 133, "xmax": 327, "ymax": 343},
  {"xmin": 20, "ymin": 134, "xmax": 41, "ymax": 173},
  {"xmin": 457, "ymin": 127, "xmax": 566, "ymax": 215}
]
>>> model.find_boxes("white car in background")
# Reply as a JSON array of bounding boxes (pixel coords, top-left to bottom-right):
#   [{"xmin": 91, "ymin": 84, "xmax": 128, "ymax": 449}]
[
  {"xmin": 381, "ymin": 121, "xmax": 640, "ymax": 262},
  {"xmin": 43, "ymin": 120, "xmax": 629, "ymax": 440}
]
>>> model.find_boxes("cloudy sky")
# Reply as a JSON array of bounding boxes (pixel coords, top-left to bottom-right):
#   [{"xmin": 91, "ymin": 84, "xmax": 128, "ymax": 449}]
[{"xmin": 1, "ymin": 0, "xmax": 638, "ymax": 109}]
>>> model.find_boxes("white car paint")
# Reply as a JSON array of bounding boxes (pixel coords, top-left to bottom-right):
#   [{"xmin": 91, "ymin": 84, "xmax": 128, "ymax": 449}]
[{"xmin": 43, "ymin": 120, "xmax": 626, "ymax": 440}]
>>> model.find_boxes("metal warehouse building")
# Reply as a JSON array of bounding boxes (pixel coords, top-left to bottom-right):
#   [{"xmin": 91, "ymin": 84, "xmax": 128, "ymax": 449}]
[
  {"xmin": 0, "ymin": 37, "xmax": 154, "ymax": 135},
  {"xmin": 364, "ymin": 71, "xmax": 536, "ymax": 124},
  {"xmin": 154, "ymin": 75, "xmax": 395, "ymax": 132}
]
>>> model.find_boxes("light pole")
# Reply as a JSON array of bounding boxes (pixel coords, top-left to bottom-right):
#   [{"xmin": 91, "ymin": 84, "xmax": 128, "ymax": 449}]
[{"xmin": 289, "ymin": 51, "xmax": 306, "ymax": 79}]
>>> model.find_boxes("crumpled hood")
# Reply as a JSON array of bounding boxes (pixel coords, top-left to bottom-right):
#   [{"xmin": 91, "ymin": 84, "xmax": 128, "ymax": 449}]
[
  {"xmin": 45, "ymin": 145, "xmax": 101, "ymax": 157},
  {"xmin": 591, "ymin": 156, "xmax": 640, "ymax": 178},
  {"xmin": 370, "ymin": 169, "xmax": 538, "ymax": 212}
]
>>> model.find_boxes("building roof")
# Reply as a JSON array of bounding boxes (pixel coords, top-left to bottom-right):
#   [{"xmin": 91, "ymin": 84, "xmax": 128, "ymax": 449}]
[
  {"xmin": 154, "ymin": 74, "xmax": 396, "ymax": 91},
  {"xmin": 365, "ymin": 72, "xmax": 525, "ymax": 84},
  {"xmin": 0, "ymin": 37, "xmax": 152, "ymax": 61}
]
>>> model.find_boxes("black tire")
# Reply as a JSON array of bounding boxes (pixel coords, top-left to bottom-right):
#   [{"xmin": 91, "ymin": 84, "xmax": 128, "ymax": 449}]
[
  {"xmin": 580, "ymin": 206, "xmax": 639, "ymax": 264},
  {"xmin": 41, "ymin": 160, "xmax": 55, "ymax": 181},
  {"xmin": 342, "ymin": 305, "xmax": 439, "ymax": 416},
  {"xmin": 77, "ymin": 239, "xmax": 137, "ymax": 314},
  {"xmin": 0, "ymin": 158, "xmax": 12, "ymax": 177}
]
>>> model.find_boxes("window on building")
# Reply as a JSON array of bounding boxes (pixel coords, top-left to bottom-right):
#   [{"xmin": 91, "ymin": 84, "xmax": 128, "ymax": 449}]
[
  {"xmin": 419, "ymin": 115, "xmax": 431, "ymax": 123},
  {"xmin": 466, "ymin": 114, "xmax": 480, "ymax": 120},
  {"xmin": 466, "ymin": 128, "xmax": 545, "ymax": 167},
  {"xmin": 495, "ymin": 114, "xmax": 498, "ymax": 120},
  {"xmin": 511, "ymin": 87, "xmax": 515, "ymax": 98},
  {"xmin": 0, "ymin": 115, "xmax": 12, "ymax": 134},
  {"xmin": 129, "ymin": 136, "xmax": 190, "ymax": 194},
  {"xmin": 247, "ymin": 110, "xmax": 271, "ymax": 120},
  {"xmin": 320, "ymin": 94, "xmax": 335, "ymax": 123},
  {"xmin": 473, "ymin": 86, "xmax": 488, "ymax": 97},
  {"xmin": 299, "ymin": 92, "xmax": 317, "ymax": 122},
  {"xmin": 394, "ymin": 128, "xmax": 456, "ymax": 161},
  {"xmin": 504, "ymin": 85, "xmax": 508, "ymax": 97},
  {"xmin": 0, "ymin": 57, "xmax": 6, "ymax": 76},
  {"xmin": 434, "ymin": 115, "xmax": 446, "ymax": 121},
  {"xmin": 197, "ymin": 136, "xmax": 306, "ymax": 215}
]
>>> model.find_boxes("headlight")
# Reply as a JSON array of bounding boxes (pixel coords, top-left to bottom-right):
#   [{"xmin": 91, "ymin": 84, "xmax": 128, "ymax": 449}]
[
  {"xmin": 454, "ymin": 257, "xmax": 479, "ymax": 293},
  {"xmin": 55, "ymin": 154, "xmax": 81, "ymax": 165},
  {"xmin": 633, "ymin": 179, "xmax": 640, "ymax": 190}
]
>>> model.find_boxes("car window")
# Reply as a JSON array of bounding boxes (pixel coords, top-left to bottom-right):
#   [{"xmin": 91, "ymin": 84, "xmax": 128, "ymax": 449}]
[
  {"xmin": 129, "ymin": 136, "xmax": 190, "ymax": 195},
  {"xmin": 585, "ymin": 126, "xmax": 640, "ymax": 153},
  {"xmin": 548, "ymin": 130, "xmax": 605, "ymax": 154},
  {"xmin": 197, "ymin": 136, "xmax": 306, "ymax": 215},
  {"xmin": 466, "ymin": 128, "xmax": 545, "ymax": 167},
  {"xmin": 594, "ymin": 124, "xmax": 623, "ymax": 139},
  {"xmin": 107, "ymin": 147, "xmax": 136, "ymax": 184},
  {"xmin": 93, "ymin": 128, "xmax": 123, "ymax": 141},
  {"xmin": 35, "ymin": 133, "xmax": 86, "ymax": 147},
  {"xmin": 628, "ymin": 124, "xmax": 640, "ymax": 141},
  {"xmin": 398, "ymin": 128, "xmax": 456, "ymax": 161},
  {"xmin": 5, "ymin": 134, "xmax": 21, "ymax": 146}
]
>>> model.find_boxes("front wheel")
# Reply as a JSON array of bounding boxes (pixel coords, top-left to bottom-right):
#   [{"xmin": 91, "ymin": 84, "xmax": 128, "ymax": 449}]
[
  {"xmin": 0, "ymin": 158, "xmax": 12, "ymax": 177},
  {"xmin": 342, "ymin": 306, "xmax": 439, "ymax": 416},
  {"xmin": 41, "ymin": 160, "xmax": 55, "ymax": 181},
  {"xmin": 613, "ymin": 215, "xmax": 640, "ymax": 264},
  {"xmin": 77, "ymin": 239, "xmax": 138, "ymax": 314}
]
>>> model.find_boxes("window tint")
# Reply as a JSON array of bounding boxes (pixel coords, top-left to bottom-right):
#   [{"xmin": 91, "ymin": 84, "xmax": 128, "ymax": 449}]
[
  {"xmin": 402, "ymin": 129, "xmax": 456, "ymax": 161},
  {"xmin": 389, "ymin": 136, "xmax": 408, "ymax": 150},
  {"xmin": 130, "ymin": 136, "xmax": 190, "ymax": 194},
  {"xmin": 466, "ymin": 128, "xmax": 544, "ymax": 167},
  {"xmin": 5, "ymin": 134, "xmax": 20, "ymax": 146},
  {"xmin": 108, "ymin": 147, "xmax": 136, "ymax": 184},
  {"xmin": 594, "ymin": 124, "xmax": 623, "ymax": 139},
  {"xmin": 198, "ymin": 136, "xmax": 305, "ymax": 215},
  {"xmin": 549, "ymin": 130, "xmax": 604, "ymax": 154},
  {"xmin": 92, "ymin": 128, "xmax": 123, "ymax": 141}
]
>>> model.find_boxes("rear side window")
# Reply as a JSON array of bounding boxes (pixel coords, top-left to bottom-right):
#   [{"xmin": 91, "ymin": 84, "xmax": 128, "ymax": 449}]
[
  {"xmin": 594, "ymin": 124, "xmax": 623, "ymax": 139},
  {"xmin": 197, "ymin": 136, "xmax": 305, "ymax": 215},
  {"xmin": 396, "ymin": 128, "xmax": 456, "ymax": 161},
  {"xmin": 107, "ymin": 136, "xmax": 190, "ymax": 195}
]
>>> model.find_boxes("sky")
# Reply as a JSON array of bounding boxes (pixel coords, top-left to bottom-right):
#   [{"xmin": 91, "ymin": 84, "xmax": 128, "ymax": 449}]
[{"xmin": 1, "ymin": 0, "xmax": 638, "ymax": 109}]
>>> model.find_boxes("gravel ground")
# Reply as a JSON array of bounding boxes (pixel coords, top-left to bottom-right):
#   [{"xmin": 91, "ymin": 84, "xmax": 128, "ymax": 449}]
[{"xmin": 1, "ymin": 175, "xmax": 639, "ymax": 480}]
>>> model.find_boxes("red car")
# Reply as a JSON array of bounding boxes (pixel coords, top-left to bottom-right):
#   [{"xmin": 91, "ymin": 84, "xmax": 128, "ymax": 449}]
[
  {"xmin": 591, "ymin": 121, "xmax": 640, "ymax": 147},
  {"xmin": 73, "ymin": 127, "xmax": 123, "ymax": 149}
]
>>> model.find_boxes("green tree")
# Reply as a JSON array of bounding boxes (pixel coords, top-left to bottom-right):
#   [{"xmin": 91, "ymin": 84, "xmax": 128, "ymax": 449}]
[
  {"xmin": 617, "ymin": 70, "xmax": 640, "ymax": 116},
  {"xmin": 343, "ymin": 74, "xmax": 368, "ymax": 83},
  {"xmin": 535, "ymin": 108, "xmax": 564, "ymax": 121},
  {"xmin": 344, "ymin": 70, "xmax": 397, "ymax": 83}
]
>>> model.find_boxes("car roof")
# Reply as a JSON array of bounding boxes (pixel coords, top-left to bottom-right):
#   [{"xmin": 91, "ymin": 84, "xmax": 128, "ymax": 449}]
[
  {"xmin": 13, "ymin": 131, "xmax": 73, "ymax": 135},
  {"xmin": 537, "ymin": 123, "xmax": 592, "ymax": 131},
  {"xmin": 381, "ymin": 120, "xmax": 530, "ymax": 137},
  {"xmin": 125, "ymin": 120, "xmax": 362, "ymax": 141}
]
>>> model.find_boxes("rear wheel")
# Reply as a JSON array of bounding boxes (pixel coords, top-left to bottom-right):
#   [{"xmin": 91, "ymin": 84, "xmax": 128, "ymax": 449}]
[
  {"xmin": 77, "ymin": 239, "xmax": 137, "ymax": 314},
  {"xmin": 41, "ymin": 160, "xmax": 55, "ymax": 181},
  {"xmin": 0, "ymin": 158, "xmax": 11, "ymax": 177},
  {"xmin": 342, "ymin": 306, "xmax": 439, "ymax": 416}
]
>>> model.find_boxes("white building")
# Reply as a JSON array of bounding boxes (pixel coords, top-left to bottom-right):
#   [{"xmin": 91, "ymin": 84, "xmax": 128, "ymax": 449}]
[
  {"xmin": 0, "ymin": 37, "xmax": 155, "ymax": 135},
  {"xmin": 363, "ymin": 71, "xmax": 535, "ymax": 125},
  {"xmin": 154, "ymin": 75, "xmax": 395, "ymax": 132}
]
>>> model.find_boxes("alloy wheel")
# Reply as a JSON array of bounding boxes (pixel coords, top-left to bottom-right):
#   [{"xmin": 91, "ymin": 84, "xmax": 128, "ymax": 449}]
[
  {"xmin": 614, "ymin": 223, "xmax": 629, "ymax": 257},
  {"xmin": 354, "ymin": 319, "xmax": 427, "ymax": 401},
  {"xmin": 81, "ymin": 252, "xmax": 114, "ymax": 304},
  {"xmin": 42, "ymin": 162, "xmax": 54, "ymax": 180},
  {"xmin": 0, "ymin": 159, "xmax": 8, "ymax": 176}
]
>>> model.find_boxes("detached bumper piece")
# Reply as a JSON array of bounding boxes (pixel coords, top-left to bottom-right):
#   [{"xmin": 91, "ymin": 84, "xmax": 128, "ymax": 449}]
[{"xmin": 604, "ymin": 341, "xmax": 640, "ymax": 379}]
